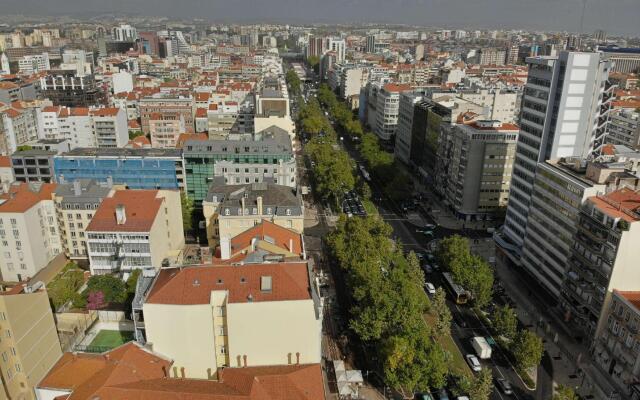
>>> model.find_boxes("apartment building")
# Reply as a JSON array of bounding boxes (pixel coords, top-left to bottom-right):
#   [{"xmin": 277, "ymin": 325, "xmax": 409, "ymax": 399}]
[
  {"xmin": 254, "ymin": 80, "xmax": 294, "ymax": 138},
  {"xmin": 89, "ymin": 107, "xmax": 128, "ymax": 148},
  {"xmin": 593, "ymin": 290, "xmax": 640, "ymax": 399},
  {"xmin": 0, "ymin": 156, "xmax": 13, "ymax": 189},
  {"xmin": 36, "ymin": 341, "xmax": 323, "ymax": 400},
  {"xmin": 0, "ymin": 282, "xmax": 62, "ymax": 400},
  {"xmin": 139, "ymin": 93, "xmax": 194, "ymax": 134},
  {"xmin": 218, "ymin": 219, "xmax": 305, "ymax": 262},
  {"xmin": 373, "ymin": 83, "xmax": 412, "ymax": 142},
  {"xmin": 202, "ymin": 181, "xmax": 303, "ymax": 248},
  {"xmin": 519, "ymin": 155, "xmax": 640, "ymax": 299},
  {"xmin": 440, "ymin": 88, "xmax": 520, "ymax": 123},
  {"xmin": 607, "ymin": 110, "xmax": 640, "ymax": 150},
  {"xmin": 10, "ymin": 149, "xmax": 56, "ymax": 183},
  {"xmin": 500, "ymin": 52, "xmax": 615, "ymax": 256},
  {"xmin": 476, "ymin": 48, "xmax": 507, "ymax": 66},
  {"xmin": 0, "ymin": 103, "xmax": 40, "ymax": 155},
  {"xmin": 53, "ymin": 179, "xmax": 114, "ymax": 260},
  {"xmin": 561, "ymin": 188, "xmax": 640, "ymax": 339},
  {"xmin": 85, "ymin": 189, "xmax": 184, "ymax": 276},
  {"xmin": 138, "ymin": 262, "xmax": 321, "ymax": 379},
  {"xmin": 394, "ymin": 90, "xmax": 428, "ymax": 164},
  {"xmin": 438, "ymin": 120, "xmax": 518, "ymax": 220},
  {"xmin": 0, "ymin": 183, "xmax": 61, "ymax": 282},
  {"xmin": 54, "ymin": 148, "xmax": 185, "ymax": 190},
  {"xmin": 41, "ymin": 106, "xmax": 95, "ymax": 148},
  {"xmin": 183, "ymin": 132, "xmax": 296, "ymax": 205},
  {"xmin": 340, "ymin": 66, "xmax": 369, "ymax": 100},
  {"xmin": 17, "ymin": 53, "xmax": 50, "ymax": 74},
  {"xmin": 149, "ymin": 113, "xmax": 185, "ymax": 148}
]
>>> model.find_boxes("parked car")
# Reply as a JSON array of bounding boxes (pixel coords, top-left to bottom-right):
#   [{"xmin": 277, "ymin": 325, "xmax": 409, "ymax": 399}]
[
  {"xmin": 415, "ymin": 252, "xmax": 425, "ymax": 260},
  {"xmin": 422, "ymin": 264, "xmax": 433, "ymax": 274},
  {"xmin": 424, "ymin": 282, "xmax": 436, "ymax": 295},
  {"xmin": 465, "ymin": 354, "xmax": 482, "ymax": 372},
  {"xmin": 416, "ymin": 393, "xmax": 434, "ymax": 400},
  {"xmin": 495, "ymin": 378, "xmax": 513, "ymax": 395}
]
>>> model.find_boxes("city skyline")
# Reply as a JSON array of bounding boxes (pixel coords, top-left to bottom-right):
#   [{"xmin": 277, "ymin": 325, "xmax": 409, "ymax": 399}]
[{"xmin": 2, "ymin": 0, "xmax": 639, "ymax": 37}]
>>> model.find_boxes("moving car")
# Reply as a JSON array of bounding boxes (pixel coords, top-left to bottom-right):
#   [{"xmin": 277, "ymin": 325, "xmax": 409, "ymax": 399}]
[
  {"xmin": 465, "ymin": 354, "xmax": 482, "ymax": 372},
  {"xmin": 495, "ymin": 378, "xmax": 513, "ymax": 395},
  {"xmin": 424, "ymin": 282, "xmax": 436, "ymax": 295}
]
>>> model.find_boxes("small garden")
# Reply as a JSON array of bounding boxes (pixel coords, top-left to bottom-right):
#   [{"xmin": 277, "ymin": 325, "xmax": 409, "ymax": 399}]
[
  {"xmin": 47, "ymin": 262, "xmax": 140, "ymax": 312},
  {"xmin": 88, "ymin": 329, "xmax": 135, "ymax": 351}
]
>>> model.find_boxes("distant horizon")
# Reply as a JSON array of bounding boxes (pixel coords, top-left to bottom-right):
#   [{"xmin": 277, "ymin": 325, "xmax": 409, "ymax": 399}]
[{"xmin": 1, "ymin": 0, "xmax": 639, "ymax": 37}]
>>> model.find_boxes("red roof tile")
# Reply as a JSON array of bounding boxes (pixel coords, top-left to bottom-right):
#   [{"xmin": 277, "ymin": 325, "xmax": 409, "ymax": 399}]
[
  {"xmin": 617, "ymin": 291, "xmax": 640, "ymax": 311},
  {"xmin": 90, "ymin": 108, "xmax": 121, "ymax": 117},
  {"xmin": 231, "ymin": 220, "xmax": 303, "ymax": 255},
  {"xmin": 589, "ymin": 188, "xmax": 640, "ymax": 222},
  {"xmin": 195, "ymin": 108, "xmax": 208, "ymax": 118},
  {"xmin": 86, "ymin": 190, "xmax": 163, "ymax": 232},
  {"xmin": 146, "ymin": 262, "xmax": 311, "ymax": 305},
  {"xmin": 0, "ymin": 183, "xmax": 57, "ymax": 213},
  {"xmin": 382, "ymin": 83, "xmax": 412, "ymax": 93},
  {"xmin": 0, "ymin": 156, "xmax": 11, "ymax": 168}
]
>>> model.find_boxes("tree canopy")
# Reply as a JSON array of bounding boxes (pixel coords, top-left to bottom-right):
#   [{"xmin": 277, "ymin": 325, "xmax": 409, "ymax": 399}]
[
  {"xmin": 86, "ymin": 275, "xmax": 128, "ymax": 305},
  {"xmin": 511, "ymin": 329, "xmax": 544, "ymax": 370},
  {"xmin": 492, "ymin": 305, "xmax": 518, "ymax": 339}
]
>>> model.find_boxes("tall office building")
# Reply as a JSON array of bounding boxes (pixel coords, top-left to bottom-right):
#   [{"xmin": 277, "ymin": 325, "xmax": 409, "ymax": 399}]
[
  {"xmin": 498, "ymin": 52, "xmax": 615, "ymax": 256},
  {"xmin": 365, "ymin": 35, "xmax": 376, "ymax": 54}
]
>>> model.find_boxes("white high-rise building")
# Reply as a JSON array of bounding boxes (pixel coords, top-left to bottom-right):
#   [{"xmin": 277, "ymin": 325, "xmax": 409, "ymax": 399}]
[
  {"xmin": 0, "ymin": 52, "xmax": 9, "ymax": 75},
  {"xmin": 327, "ymin": 38, "xmax": 346, "ymax": 63},
  {"xmin": 18, "ymin": 53, "xmax": 50, "ymax": 75},
  {"xmin": 496, "ymin": 51, "xmax": 615, "ymax": 262},
  {"xmin": 112, "ymin": 24, "xmax": 137, "ymax": 42}
]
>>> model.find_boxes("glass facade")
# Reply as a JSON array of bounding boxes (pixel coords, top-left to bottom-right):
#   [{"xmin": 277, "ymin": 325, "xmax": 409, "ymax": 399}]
[{"xmin": 54, "ymin": 157, "xmax": 181, "ymax": 189}]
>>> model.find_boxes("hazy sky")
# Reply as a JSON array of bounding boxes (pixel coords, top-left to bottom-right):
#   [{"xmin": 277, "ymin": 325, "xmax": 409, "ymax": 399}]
[{"xmin": 4, "ymin": 0, "xmax": 640, "ymax": 36}]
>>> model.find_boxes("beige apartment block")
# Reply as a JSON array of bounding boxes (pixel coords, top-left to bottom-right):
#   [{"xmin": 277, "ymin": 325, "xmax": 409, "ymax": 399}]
[
  {"xmin": 140, "ymin": 262, "xmax": 322, "ymax": 379},
  {"xmin": 0, "ymin": 283, "xmax": 62, "ymax": 400}
]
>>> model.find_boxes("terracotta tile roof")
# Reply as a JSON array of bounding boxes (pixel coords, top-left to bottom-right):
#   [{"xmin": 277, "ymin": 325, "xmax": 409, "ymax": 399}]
[
  {"xmin": 231, "ymin": 220, "xmax": 303, "ymax": 255},
  {"xmin": 90, "ymin": 108, "xmax": 121, "ymax": 117},
  {"xmin": 195, "ymin": 92, "xmax": 211, "ymax": 101},
  {"xmin": 59, "ymin": 107, "xmax": 89, "ymax": 118},
  {"xmin": 617, "ymin": 291, "xmax": 640, "ymax": 311},
  {"xmin": 209, "ymin": 103, "xmax": 219, "ymax": 111},
  {"xmin": 602, "ymin": 144, "xmax": 616, "ymax": 156},
  {"xmin": 176, "ymin": 133, "xmax": 208, "ymax": 148},
  {"xmin": 43, "ymin": 105, "xmax": 61, "ymax": 113},
  {"xmin": 382, "ymin": 83, "xmax": 412, "ymax": 93},
  {"xmin": 0, "ymin": 156, "xmax": 11, "ymax": 168},
  {"xmin": 128, "ymin": 120, "xmax": 141, "ymax": 129},
  {"xmin": 86, "ymin": 190, "xmax": 163, "ymax": 232},
  {"xmin": 40, "ymin": 343, "xmax": 323, "ymax": 400},
  {"xmin": 130, "ymin": 135, "xmax": 150, "ymax": 147},
  {"xmin": 0, "ymin": 81, "xmax": 18, "ymax": 89},
  {"xmin": 145, "ymin": 262, "xmax": 311, "ymax": 305},
  {"xmin": 195, "ymin": 108, "xmax": 208, "ymax": 118},
  {"xmin": 3, "ymin": 108, "xmax": 21, "ymax": 118},
  {"xmin": 37, "ymin": 342, "xmax": 171, "ymax": 400},
  {"xmin": 0, "ymin": 183, "xmax": 57, "ymax": 213},
  {"xmin": 589, "ymin": 187, "xmax": 640, "ymax": 222}
]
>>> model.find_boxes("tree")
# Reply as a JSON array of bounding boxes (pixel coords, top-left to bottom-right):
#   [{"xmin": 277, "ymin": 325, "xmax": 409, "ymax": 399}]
[
  {"xmin": 126, "ymin": 269, "xmax": 142, "ymax": 295},
  {"xmin": 492, "ymin": 305, "xmax": 518, "ymax": 339},
  {"xmin": 87, "ymin": 291, "xmax": 106, "ymax": 310},
  {"xmin": 128, "ymin": 130, "xmax": 145, "ymax": 140},
  {"xmin": 468, "ymin": 369, "xmax": 493, "ymax": 400},
  {"xmin": 86, "ymin": 275, "xmax": 127, "ymax": 305},
  {"xmin": 357, "ymin": 180, "xmax": 372, "ymax": 200},
  {"xmin": 553, "ymin": 385, "xmax": 579, "ymax": 400},
  {"xmin": 181, "ymin": 192, "xmax": 194, "ymax": 232},
  {"xmin": 431, "ymin": 288, "xmax": 452, "ymax": 336},
  {"xmin": 512, "ymin": 329, "xmax": 544, "ymax": 370},
  {"xmin": 47, "ymin": 265, "xmax": 85, "ymax": 309},
  {"xmin": 285, "ymin": 69, "xmax": 301, "ymax": 95},
  {"xmin": 436, "ymin": 235, "xmax": 472, "ymax": 270},
  {"xmin": 306, "ymin": 55, "xmax": 320, "ymax": 74}
]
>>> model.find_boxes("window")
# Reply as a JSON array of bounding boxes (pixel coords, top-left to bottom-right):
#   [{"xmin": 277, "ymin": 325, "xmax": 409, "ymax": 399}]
[
  {"xmin": 6, "ymin": 263, "xmax": 12, "ymax": 271},
  {"xmin": 220, "ymin": 345, "xmax": 226, "ymax": 354},
  {"xmin": 10, "ymin": 348, "xmax": 15, "ymax": 356},
  {"xmin": 14, "ymin": 363, "xmax": 20, "ymax": 372}
]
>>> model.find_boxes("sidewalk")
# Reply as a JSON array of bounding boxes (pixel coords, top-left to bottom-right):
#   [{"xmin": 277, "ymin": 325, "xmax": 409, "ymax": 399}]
[{"xmin": 494, "ymin": 258, "xmax": 617, "ymax": 399}]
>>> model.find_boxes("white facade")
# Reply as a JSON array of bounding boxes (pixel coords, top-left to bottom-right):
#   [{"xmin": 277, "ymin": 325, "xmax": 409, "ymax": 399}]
[
  {"xmin": 214, "ymin": 159, "xmax": 297, "ymax": 188},
  {"xmin": 41, "ymin": 107, "xmax": 95, "ymax": 149},
  {"xmin": 0, "ymin": 184, "xmax": 61, "ymax": 282},
  {"xmin": 112, "ymin": 71, "xmax": 134, "ymax": 94},
  {"xmin": 90, "ymin": 108, "xmax": 129, "ymax": 148},
  {"xmin": 18, "ymin": 53, "xmax": 50, "ymax": 75},
  {"xmin": 502, "ymin": 51, "xmax": 614, "ymax": 252}
]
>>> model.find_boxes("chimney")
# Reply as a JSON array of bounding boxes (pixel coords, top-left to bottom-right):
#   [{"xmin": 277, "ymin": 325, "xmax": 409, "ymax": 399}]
[
  {"xmin": 241, "ymin": 196, "xmax": 246, "ymax": 216},
  {"xmin": 73, "ymin": 180, "xmax": 82, "ymax": 196},
  {"xmin": 115, "ymin": 204, "xmax": 126, "ymax": 225},
  {"xmin": 257, "ymin": 196, "xmax": 263, "ymax": 215},
  {"xmin": 288, "ymin": 238, "xmax": 293, "ymax": 252},
  {"xmin": 220, "ymin": 236, "xmax": 231, "ymax": 260}
]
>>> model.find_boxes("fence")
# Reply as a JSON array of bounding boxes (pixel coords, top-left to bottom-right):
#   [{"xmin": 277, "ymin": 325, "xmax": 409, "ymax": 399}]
[{"xmin": 97, "ymin": 310, "xmax": 127, "ymax": 323}]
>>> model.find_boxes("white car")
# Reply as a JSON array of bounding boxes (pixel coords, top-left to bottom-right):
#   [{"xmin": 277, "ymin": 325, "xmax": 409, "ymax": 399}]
[
  {"xmin": 424, "ymin": 282, "xmax": 436, "ymax": 295},
  {"xmin": 465, "ymin": 354, "xmax": 482, "ymax": 372}
]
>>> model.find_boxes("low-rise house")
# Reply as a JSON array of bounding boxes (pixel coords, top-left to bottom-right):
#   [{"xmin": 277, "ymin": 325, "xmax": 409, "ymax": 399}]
[{"xmin": 203, "ymin": 181, "xmax": 303, "ymax": 248}]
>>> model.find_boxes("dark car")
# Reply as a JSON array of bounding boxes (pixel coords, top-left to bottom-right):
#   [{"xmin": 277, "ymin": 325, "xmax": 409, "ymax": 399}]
[
  {"xmin": 437, "ymin": 388, "xmax": 450, "ymax": 400},
  {"xmin": 495, "ymin": 377, "xmax": 513, "ymax": 395}
]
